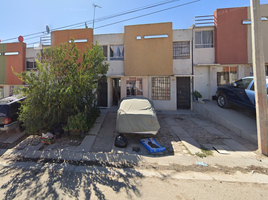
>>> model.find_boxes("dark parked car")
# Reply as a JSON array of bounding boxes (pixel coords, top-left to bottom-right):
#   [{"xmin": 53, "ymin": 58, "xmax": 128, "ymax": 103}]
[
  {"xmin": 0, "ymin": 95, "xmax": 25, "ymax": 132},
  {"xmin": 216, "ymin": 76, "xmax": 268, "ymax": 110}
]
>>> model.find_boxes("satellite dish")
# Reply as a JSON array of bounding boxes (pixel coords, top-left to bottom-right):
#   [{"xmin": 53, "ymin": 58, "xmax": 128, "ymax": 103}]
[{"xmin": 46, "ymin": 25, "xmax": 50, "ymax": 34}]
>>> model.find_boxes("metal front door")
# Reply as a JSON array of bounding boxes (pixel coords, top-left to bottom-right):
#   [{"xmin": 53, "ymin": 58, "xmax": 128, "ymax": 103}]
[
  {"xmin": 97, "ymin": 79, "xmax": 107, "ymax": 107},
  {"xmin": 177, "ymin": 77, "xmax": 191, "ymax": 109}
]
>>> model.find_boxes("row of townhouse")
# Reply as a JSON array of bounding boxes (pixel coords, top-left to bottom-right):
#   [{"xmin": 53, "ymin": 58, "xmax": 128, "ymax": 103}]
[{"xmin": 1, "ymin": 4, "xmax": 268, "ymax": 110}]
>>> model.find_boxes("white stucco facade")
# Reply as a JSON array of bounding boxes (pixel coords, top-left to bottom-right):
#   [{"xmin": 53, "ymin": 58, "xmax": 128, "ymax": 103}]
[{"xmin": 173, "ymin": 29, "xmax": 193, "ymax": 75}]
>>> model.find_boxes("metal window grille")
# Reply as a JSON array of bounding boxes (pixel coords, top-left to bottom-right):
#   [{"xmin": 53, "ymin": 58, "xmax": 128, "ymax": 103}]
[
  {"xmin": 151, "ymin": 77, "xmax": 170, "ymax": 100},
  {"xmin": 173, "ymin": 41, "xmax": 190, "ymax": 59}
]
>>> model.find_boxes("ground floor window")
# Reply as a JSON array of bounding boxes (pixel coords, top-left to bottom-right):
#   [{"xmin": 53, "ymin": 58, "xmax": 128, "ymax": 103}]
[
  {"xmin": 151, "ymin": 77, "xmax": 170, "ymax": 100},
  {"xmin": 126, "ymin": 77, "xmax": 143, "ymax": 96},
  {"xmin": 266, "ymin": 65, "xmax": 268, "ymax": 76},
  {"xmin": 217, "ymin": 66, "xmax": 237, "ymax": 86}
]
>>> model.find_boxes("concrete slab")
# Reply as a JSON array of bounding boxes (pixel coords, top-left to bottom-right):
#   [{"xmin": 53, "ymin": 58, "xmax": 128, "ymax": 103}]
[
  {"xmin": 43, "ymin": 143, "xmax": 58, "ymax": 151},
  {"xmin": 2, "ymin": 131, "xmax": 27, "ymax": 144},
  {"xmin": 0, "ymin": 131, "xmax": 13, "ymax": 142},
  {"xmin": 40, "ymin": 150, "xmax": 62, "ymax": 160},
  {"xmin": 222, "ymin": 139, "xmax": 250, "ymax": 152},
  {"xmin": 191, "ymin": 118, "xmax": 209, "ymax": 127},
  {"xmin": 0, "ymin": 149, "xmax": 8, "ymax": 156},
  {"xmin": 88, "ymin": 123, "xmax": 102, "ymax": 135},
  {"xmin": 14, "ymin": 136, "xmax": 33, "ymax": 150},
  {"xmin": 170, "ymin": 126, "xmax": 191, "ymax": 138},
  {"xmin": 76, "ymin": 136, "xmax": 96, "ymax": 152},
  {"xmin": 202, "ymin": 126, "xmax": 228, "ymax": 138},
  {"xmin": 180, "ymin": 137, "xmax": 201, "ymax": 155},
  {"xmin": 95, "ymin": 114, "xmax": 106, "ymax": 124},
  {"xmin": 23, "ymin": 142, "xmax": 44, "ymax": 152},
  {"xmin": 193, "ymin": 101, "xmax": 257, "ymax": 143},
  {"xmin": 164, "ymin": 118, "xmax": 178, "ymax": 126}
]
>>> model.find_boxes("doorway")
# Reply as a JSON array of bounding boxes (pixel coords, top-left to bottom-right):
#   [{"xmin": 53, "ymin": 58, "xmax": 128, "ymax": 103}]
[
  {"xmin": 97, "ymin": 79, "xmax": 107, "ymax": 107},
  {"xmin": 112, "ymin": 78, "xmax": 121, "ymax": 106},
  {"xmin": 177, "ymin": 77, "xmax": 191, "ymax": 109}
]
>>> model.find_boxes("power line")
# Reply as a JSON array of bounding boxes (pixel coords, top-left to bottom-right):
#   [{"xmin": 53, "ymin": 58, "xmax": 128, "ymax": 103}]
[
  {"xmin": 95, "ymin": 0, "xmax": 200, "ymax": 30},
  {"xmin": 1, "ymin": 0, "xmax": 182, "ymax": 42},
  {"xmin": 3, "ymin": 0, "xmax": 201, "ymax": 48}
]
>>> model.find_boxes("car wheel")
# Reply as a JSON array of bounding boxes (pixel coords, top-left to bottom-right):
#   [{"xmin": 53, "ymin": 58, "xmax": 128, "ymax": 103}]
[{"xmin": 217, "ymin": 94, "xmax": 230, "ymax": 108}]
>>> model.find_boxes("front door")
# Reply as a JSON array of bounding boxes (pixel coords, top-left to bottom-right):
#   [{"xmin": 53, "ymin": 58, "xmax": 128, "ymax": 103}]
[
  {"xmin": 177, "ymin": 77, "xmax": 191, "ymax": 109},
  {"xmin": 97, "ymin": 79, "xmax": 107, "ymax": 107}
]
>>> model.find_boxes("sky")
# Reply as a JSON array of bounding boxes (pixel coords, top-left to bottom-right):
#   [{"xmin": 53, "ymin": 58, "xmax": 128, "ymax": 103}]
[{"xmin": 1, "ymin": 0, "xmax": 268, "ymax": 46}]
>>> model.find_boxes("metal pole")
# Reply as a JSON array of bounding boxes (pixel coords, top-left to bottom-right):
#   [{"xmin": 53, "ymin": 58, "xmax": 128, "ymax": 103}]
[
  {"xmin": 250, "ymin": 0, "xmax": 268, "ymax": 155},
  {"xmin": 92, "ymin": 4, "xmax": 101, "ymax": 31}
]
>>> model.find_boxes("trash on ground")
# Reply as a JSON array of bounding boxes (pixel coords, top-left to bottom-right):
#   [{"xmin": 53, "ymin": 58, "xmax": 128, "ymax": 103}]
[
  {"xmin": 196, "ymin": 161, "xmax": 208, "ymax": 167},
  {"xmin": 114, "ymin": 133, "xmax": 128, "ymax": 148},
  {"xmin": 132, "ymin": 147, "xmax": 140, "ymax": 153},
  {"xmin": 198, "ymin": 98, "xmax": 205, "ymax": 104},
  {"xmin": 213, "ymin": 145, "xmax": 230, "ymax": 154},
  {"xmin": 140, "ymin": 138, "xmax": 166, "ymax": 153},
  {"xmin": 41, "ymin": 132, "xmax": 56, "ymax": 145}
]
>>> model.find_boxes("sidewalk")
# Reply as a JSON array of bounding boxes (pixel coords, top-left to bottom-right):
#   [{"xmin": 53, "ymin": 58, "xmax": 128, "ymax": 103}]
[{"xmin": 0, "ymin": 102, "xmax": 266, "ymax": 172}]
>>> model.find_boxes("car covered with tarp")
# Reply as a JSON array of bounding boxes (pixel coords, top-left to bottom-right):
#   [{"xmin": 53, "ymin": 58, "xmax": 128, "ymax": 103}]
[{"xmin": 116, "ymin": 97, "xmax": 160, "ymax": 135}]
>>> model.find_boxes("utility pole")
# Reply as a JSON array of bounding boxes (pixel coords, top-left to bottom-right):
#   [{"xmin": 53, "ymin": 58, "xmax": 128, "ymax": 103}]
[
  {"xmin": 92, "ymin": 3, "xmax": 102, "ymax": 31},
  {"xmin": 250, "ymin": 0, "xmax": 268, "ymax": 155}
]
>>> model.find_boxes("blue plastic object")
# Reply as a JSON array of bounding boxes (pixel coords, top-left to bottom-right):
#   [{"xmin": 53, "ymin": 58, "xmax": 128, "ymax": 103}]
[{"xmin": 140, "ymin": 138, "xmax": 166, "ymax": 153}]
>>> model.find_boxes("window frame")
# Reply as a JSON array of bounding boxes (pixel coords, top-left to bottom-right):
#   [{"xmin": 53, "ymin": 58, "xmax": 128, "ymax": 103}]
[
  {"xmin": 151, "ymin": 77, "xmax": 170, "ymax": 100},
  {"xmin": 26, "ymin": 58, "xmax": 37, "ymax": 71},
  {"xmin": 217, "ymin": 66, "xmax": 238, "ymax": 86},
  {"xmin": 126, "ymin": 77, "xmax": 143, "ymax": 97},
  {"xmin": 100, "ymin": 45, "xmax": 108, "ymax": 60},
  {"xmin": 195, "ymin": 30, "xmax": 214, "ymax": 48},
  {"xmin": 173, "ymin": 41, "xmax": 190, "ymax": 59},
  {"xmin": 110, "ymin": 44, "xmax": 124, "ymax": 61}
]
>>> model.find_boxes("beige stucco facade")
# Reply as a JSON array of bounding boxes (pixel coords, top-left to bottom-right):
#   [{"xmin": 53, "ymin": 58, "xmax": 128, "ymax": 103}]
[{"xmin": 124, "ymin": 22, "xmax": 173, "ymax": 76}]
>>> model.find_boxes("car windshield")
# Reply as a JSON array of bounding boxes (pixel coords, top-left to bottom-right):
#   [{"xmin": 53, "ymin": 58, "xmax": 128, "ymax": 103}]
[{"xmin": 235, "ymin": 78, "xmax": 253, "ymax": 89}]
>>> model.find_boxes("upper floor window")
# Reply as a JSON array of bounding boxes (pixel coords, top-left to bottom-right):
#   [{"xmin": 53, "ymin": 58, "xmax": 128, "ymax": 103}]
[
  {"xmin": 26, "ymin": 58, "xmax": 37, "ymax": 71},
  {"xmin": 100, "ymin": 45, "xmax": 107, "ymax": 60},
  {"xmin": 195, "ymin": 30, "xmax": 213, "ymax": 48},
  {"xmin": 173, "ymin": 41, "xmax": 190, "ymax": 59},
  {"xmin": 110, "ymin": 45, "xmax": 124, "ymax": 60}
]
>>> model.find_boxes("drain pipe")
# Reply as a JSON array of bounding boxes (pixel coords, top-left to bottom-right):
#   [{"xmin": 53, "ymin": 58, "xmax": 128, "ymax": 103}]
[{"xmin": 191, "ymin": 25, "xmax": 195, "ymax": 110}]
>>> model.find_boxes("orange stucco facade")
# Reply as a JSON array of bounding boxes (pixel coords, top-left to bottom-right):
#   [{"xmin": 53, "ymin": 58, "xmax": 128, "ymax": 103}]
[
  {"xmin": 124, "ymin": 22, "xmax": 173, "ymax": 76},
  {"xmin": 6, "ymin": 42, "xmax": 26, "ymax": 85},
  {"xmin": 214, "ymin": 7, "xmax": 248, "ymax": 64},
  {"xmin": 51, "ymin": 28, "xmax": 93, "ymax": 64},
  {"xmin": 51, "ymin": 29, "xmax": 93, "ymax": 49}
]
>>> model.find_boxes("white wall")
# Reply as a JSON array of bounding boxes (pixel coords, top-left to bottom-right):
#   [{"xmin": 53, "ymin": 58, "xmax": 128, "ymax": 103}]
[
  {"xmin": 194, "ymin": 66, "xmax": 210, "ymax": 99},
  {"xmin": 149, "ymin": 76, "xmax": 177, "ymax": 110},
  {"xmin": 26, "ymin": 47, "xmax": 41, "ymax": 59},
  {"xmin": 193, "ymin": 27, "xmax": 215, "ymax": 64},
  {"xmin": 209, "ymin": 66, "xmax": 218, "ymax": 99},
  {"xmin": 173, "ymin": 29, "xmax": 193, "ymax": 75},
  {"xmin": 94, "ymin": 33, "xmax": 125, "ymax": 76}
]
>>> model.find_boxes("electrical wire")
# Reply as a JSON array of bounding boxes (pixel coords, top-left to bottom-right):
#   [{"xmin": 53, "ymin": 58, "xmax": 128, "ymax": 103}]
[
  {"xmin": 95, "ymin": 0, "xmax": 200, "ymax": 30},
  {"xmin": 2, "ymin": 0, "xmax": 201, "ymax": 48},
  {"xmin": 1, "ymin": 0, "xmax": 182, "ymax": 42}
]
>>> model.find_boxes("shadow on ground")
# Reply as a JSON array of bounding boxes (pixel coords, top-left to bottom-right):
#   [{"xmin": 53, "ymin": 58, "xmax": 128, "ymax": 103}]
[{"xmin": 0, "ymin": 159, "xmax": 143, "ymax": 200}]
